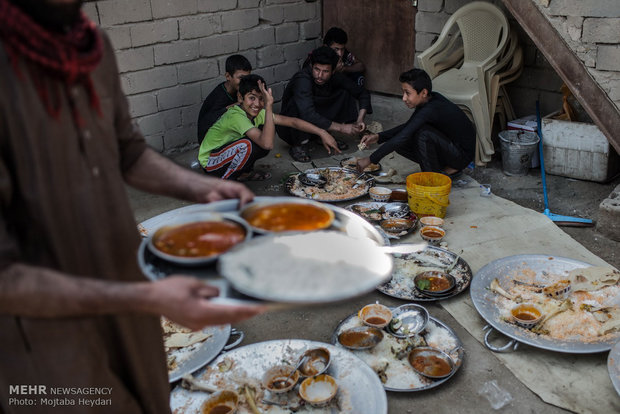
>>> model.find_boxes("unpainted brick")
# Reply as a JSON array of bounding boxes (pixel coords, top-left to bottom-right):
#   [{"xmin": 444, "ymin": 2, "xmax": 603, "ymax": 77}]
[
  {"xmin": 121, "ymin": 66, "xmax": 178, "ymax": 95},
  {"xmin": 222, "ymin": 9, "xmax": 259, "ymax": 32},
  {"xmin": 83, "ymin": 3, "xmax": 99, "ymax": 24},
  {"xmin": 276, "ymin": 24, "xmax": 299, "ymax": 44},
  {"xmin": 300, "ymin": 20, "xmax": 321, "ymax": 40},
  {"xmin": 201, "ymin": 78, "xmax": 223, "ymax": 99},
  {"xmin": 239, "ymin": 0, "xmax": 261, "ymax": 8},
  {"xmin": 252, "ymin": 67, "xmax": 276, "ymax": 85},
  {"xmin": 154, "ymin": 40, "xmax": 199, "ymax": 65},
  {"xmin": 265, "ymin": 0, "xmax": 298, "ymax": 4},
  {"xmin": 200, "ymin": 34, "xmax": 239, "ymax": 57},
  {"xmin": 239, "ymin": 27, "xmax": 275, "ymax": 50},
  {"xmin": 283, "ymin": 41, "xmax": 315, "ymax": 62},
  {"xmin": 417, "ymin": 0, "xmax": 443, "ymax": 13},
  {"xmin": 547, "ymin": 0, "xmax": 620, "ymax": 18},
  {"xmin": 178, "ymin": 59, "xmax": 220, "ymax": 84},
  {"xmin": 137, "ymin": 113, "xmax": 165, "ymax": 135},
  {"xmin": 151, "ymin": 0, "xmax": 197, "ymax": 19},
  {"xmin": 274, "ymin": 61, "xmax": 300, "ymax": 83},
  {"xmin": 163, "ymin": 125, "xmax": 195, "ymax": 150},
  {"xmin": 198, "ymin": 0, "xmax": 237, "ymax": 12},
  {"xmin": 179, "ymin": 15, "xmax": 221, "ymax": 39},
  {"xmin": 105, "ymin": 27, "xmax": 132, "ymax": 50},
  {"xmin": 260, "ymin": 6, "xmax": 284, "ymax": 24},
  {"xmin": 583, "ymin": 18, "xmax": 620, "ymax": 43},
  {"xmin": 131, "ymin": 20, "xmax": 179, "ymax": 47},
  {"xmin": 444, "ymin": 0, "xmax": 470, "ymax": 14},
  {"xmin": 257, "ymin": 45, "xmax": 285, "ymax": 67},
  {"xmin": 282, "ymin": 3, "xmax": 316, "ymax": 22},
  {"xmin": 98, "ymin": 0, "xmax": 152, "ymax": 26},
  {"xmin": 415, "ymin": 33, "xmax": 438, "ymax": 54},
  {"xmin": 127, "ymin": 93, "xmax": 158, "ymax": 118},
  {"xmin": 157, "ymin": 84, "xmax": 202, "ymax": 111},
  {"xmin": 270, "ymin": 82, "xmax": 286, "ymax": 102},
  {"xmin": 116, "ymin": 47, "xmax": 154, "ymax": 73},
  {"xmin": 597, "ymin": 45, "xmax": 620, "ymax": 71},
  {"xmin": 160, "ymin": 108, "xmax": 183, "ymax": 129},
  {"xmin": 182, "ymin": 103, "xmax": 203, "ymax": 125}
]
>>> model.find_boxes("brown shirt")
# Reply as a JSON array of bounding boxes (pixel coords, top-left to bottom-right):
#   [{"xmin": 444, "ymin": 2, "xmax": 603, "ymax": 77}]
[{"xmin": 0, "ymin": 33, "xmax": 170, "ymax": 413}]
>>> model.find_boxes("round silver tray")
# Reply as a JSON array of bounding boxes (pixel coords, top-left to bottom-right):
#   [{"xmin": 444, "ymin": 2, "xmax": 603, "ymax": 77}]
[
  {"xmin": 166, "ymin": 324, "xmax": 241, "ymax": 383},
  {"xmin": 376, "ymin": 246, "xmax": 472, "ymax": 301},
  {"xmin": 609, "ymin": 340, "xmax": 620, "ymax": 396},
  {"xmin": 471, "ymin": 254, "xmax": 619, "ymax": 353},
  {"xmin": 170, "ymin": 339, "xmax": 388, "ymax": 413},
  {"xmin": 331, "ymin": 310, "xmax": 464, "ymax": 392},
  {"xmin": 284, "ymin": 167, "xmax": 374, "ymax": 202},
  {"xmin": 138, "ymin": 197, "xmax": 389, "ymax": 303}
]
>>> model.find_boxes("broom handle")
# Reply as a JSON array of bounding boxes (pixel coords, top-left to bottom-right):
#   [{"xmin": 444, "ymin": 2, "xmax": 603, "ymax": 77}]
[{"xmin": 536, "ymin": 101, "xmax": 550, "ymax": 211}]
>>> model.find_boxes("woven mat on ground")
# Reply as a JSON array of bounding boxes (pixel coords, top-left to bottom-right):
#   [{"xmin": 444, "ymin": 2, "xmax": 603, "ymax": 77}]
[{"xmin": 399, "ymin": 175, "xmax": 620, "ymax": 414}]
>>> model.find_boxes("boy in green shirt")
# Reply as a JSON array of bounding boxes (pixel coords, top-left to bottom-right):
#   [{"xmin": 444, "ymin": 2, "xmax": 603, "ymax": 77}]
[{"xmin": 199, "ymin": 74, "xmax": 340, "ymax": 181}]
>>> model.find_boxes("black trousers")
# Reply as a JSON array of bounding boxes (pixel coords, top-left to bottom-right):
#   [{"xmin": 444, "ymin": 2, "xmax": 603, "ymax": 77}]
[
  {"xmin": 277, "ymin": 89, "xmax": 358, "ymax": 147},
  {"xmin": 396, "ymin": 125, "xmax": 472, "ymax": 173}
]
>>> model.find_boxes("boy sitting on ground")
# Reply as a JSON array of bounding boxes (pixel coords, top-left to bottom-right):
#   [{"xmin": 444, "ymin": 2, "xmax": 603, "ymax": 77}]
[
  {"xmin": 356, "ymin": 69, "xmax": 475, "ymax": 177},
  {"xmin": 196, "ymin": 54, "xmax": 251, "ymax": 144},
  {"xmin": 199, "ymin": 74, "xmax": 340, "ymax": 181},
  {"xmin": 323, "ymin": 26, "xmax": 365, "ymax": 86}
]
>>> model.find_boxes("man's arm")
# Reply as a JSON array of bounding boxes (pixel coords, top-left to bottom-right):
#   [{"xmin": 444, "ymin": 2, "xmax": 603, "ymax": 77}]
[
  {"xmin": 123, "ymin": 148, "xmax": 254, "ymax": 206},
  {"xmin": 275, "ymin": 114, "xmax": 340, "ymax": 154},
  {"xmin": 0, "ymin": 263, "xmax": 263, "ymax": 329}
]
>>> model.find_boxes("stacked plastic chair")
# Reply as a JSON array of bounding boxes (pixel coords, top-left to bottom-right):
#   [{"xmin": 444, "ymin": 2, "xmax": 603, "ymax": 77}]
[{"xmin": 417, "ymin": 2, "xmax": 522, "ymax": 166}]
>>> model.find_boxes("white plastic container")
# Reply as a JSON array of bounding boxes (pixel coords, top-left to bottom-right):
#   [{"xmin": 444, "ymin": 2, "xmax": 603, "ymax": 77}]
[{"xmin": 541, "ymin": 112, "xmax": 619, "ymax": 182}]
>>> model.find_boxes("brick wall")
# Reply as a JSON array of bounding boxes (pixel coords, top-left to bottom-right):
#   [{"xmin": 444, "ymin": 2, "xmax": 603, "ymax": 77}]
[
  {"xmin": 536, "ymin": 0, "xmax": 620, "ymax": 111},
  {"xmin": 415, "ymin": 0, "xmax": 563, "ymax": 119},
  {"xmin": 83, "ymin": 0, "xmax": 321, "ymax": 153}
]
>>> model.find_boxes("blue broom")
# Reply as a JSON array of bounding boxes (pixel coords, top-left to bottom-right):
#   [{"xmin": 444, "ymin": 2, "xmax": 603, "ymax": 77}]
[{"xmin": 536, "ymin": 101, "xmax": 594, "ymax": 227}]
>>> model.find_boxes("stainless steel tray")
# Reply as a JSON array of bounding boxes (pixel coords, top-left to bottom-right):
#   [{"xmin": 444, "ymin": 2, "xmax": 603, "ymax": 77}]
[
  {"xmin": 376, "ymin": 246, "xmax": 472, "ymax": 301},
  {"xmin": 167, "ymin": 325, "xmax": 242, "ymax": 383},
  {"xmin": 170, "ymin": 339, "xmax": 387, "ymax": 413},
  {"xmin": 471, "ymin": 254, "xmax": 618, "ymax": 353},
  {"xmin": 331, "ymin": 311, "xmax": 464, "ymax": 392},
  {"xmin": 609, "ymin": 340, "xmax": 620, "ymax": 396},
  {"xmin": 284, "ymin": 167, "xmax": 374, "ymax": 202}
]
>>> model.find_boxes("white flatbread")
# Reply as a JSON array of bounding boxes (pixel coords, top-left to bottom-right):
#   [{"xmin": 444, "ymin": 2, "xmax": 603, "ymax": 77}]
[
  {"xmin": 164, "ymin": 332, "xmax": 212, "ymax": 349},
  {"xmin": 568, "ymin": 266, "xmax": 620, "ymax": 292}
]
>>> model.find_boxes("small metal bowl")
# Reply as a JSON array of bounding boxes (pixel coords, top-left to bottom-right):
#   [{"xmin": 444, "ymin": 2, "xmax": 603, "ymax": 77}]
[
  {"xmin": 298, "ymin": 347, "xmax": 331, "ymax": 377},
  {"xmin": 380, "ymin": 218, "xmax": 415, "ymax": 234},
  {"xmin": 510, "ymin": 303, "xmax": 543, "ymax": 329},
  {"xmin": 201, "ymin": 390, "xmax": 239, "ymax": 414},
  {"xmin": 239, "ymin": 199, "xmax": 335, "ymax": 234},
  {"xmin": 408, "ymin": 347, "xmax": 455, "ymax": 379},
  {"xmin": 337, "ymin": 326, "xmax": 384, "ymax": 350},
  {"xmin": 420, "ymin": 225, "xmax": 445, "ymax": 245},
  {"xmin": 262, "ymin": 364, "xmax": 300, "ymax": 394},
  {"xmin": 419, "ymin": 216, "xmax": 444, "ymax": 228},
  {"xmin": 299, "ymin": 374, "xmax": 338, "ymax": 407},
  {"xmin": 387, "ymin": 304, "xmax": 429, "ymax": 338},
  {"xmin": 298, "ymin": 172, "xmax": 327, "ymax": 187},
  {"xmin": 358, "ymin": 303, "xmax": 392, "ymax": 329},
  {"xmin": 147, "ymin": 212, "xmax": 251, "ymax": 266},
  {"xmin": 414, "ymin": 271, "xmax": 456, "ymax": 297}
]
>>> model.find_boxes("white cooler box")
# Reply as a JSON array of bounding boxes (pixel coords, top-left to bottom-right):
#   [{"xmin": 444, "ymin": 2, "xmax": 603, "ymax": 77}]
[{"xmin": 541, "ymin": 112, "xmax": 619, "ymax": 182}]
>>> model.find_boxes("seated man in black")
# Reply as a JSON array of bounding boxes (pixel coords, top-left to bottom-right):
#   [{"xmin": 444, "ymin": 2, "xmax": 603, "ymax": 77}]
[
  {"xmin": 196, "ymin": 54, "xmax": 251, "ymax": 144},
  {"xmin": 357, "ymin": 69, "xmax": 475, "ymax": 177},
  {"xmin": 278, "ymin": 46, "xmax": 372, "ymax": 162}
]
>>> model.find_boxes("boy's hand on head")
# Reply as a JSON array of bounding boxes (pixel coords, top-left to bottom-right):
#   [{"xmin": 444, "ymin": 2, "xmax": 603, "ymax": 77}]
[
  {"xmin": 319, "ymin": 131, "xmax": 341, "ymax": 155},
  {"xmin": 258, "ymin": 80, "xmax": 274, "ymax": 108}
]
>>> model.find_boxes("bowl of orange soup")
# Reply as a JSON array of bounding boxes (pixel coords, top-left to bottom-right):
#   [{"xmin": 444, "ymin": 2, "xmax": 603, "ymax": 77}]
[
  {"xmin": 148, "ymin": 212, "xmax": 251, "ymax": 266},
  {"xmin": 239, "ymin": 199, "xmax": 335, "ymax": 233}
]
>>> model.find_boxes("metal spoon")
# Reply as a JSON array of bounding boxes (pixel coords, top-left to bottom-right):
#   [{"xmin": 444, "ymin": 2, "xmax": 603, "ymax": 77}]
[{"xmin": 273, "ymin": 356, "xmax": 306, "ymax": 389}]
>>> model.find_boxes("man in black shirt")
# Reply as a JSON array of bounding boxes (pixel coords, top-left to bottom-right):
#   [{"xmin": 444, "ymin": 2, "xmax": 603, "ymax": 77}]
[
  {"xmin": 277, "ymin": 46, "xmax": 372, "ymax": 162},
  {"xmin": 357, "ymin": 68, "xmax": 475, "ymax": 176},
  {"xmin": 196, "ymin": 54, "xmax": 251, "ymax": 144}
]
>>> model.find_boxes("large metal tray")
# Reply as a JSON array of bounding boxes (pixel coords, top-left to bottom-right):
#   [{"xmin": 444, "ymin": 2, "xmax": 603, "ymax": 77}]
[
  {"xmin": 170, "ymin": 339, "xmax": 387, "ymax": 413},
  {"xmin": 331, "ymin": 311, "xmax": 463, "ymax": 392},
  {"xmin": 376, "ymin": 246, "xmax": 472, "ymax": 301},
  {"xmin": 138, "ymin": 197, "xmax": 389, "ymax": 304},
  {"xmin": 167, "ymin": 324, "xmax": 242, "ymax": 383},
  {"xmin": 284, "ymin": 167, "xmax": 374, "ymax": 202},
  {"xmin": 609, "ymin": 340, "xmax": 620, "ymax": 396},
  {"xmin": 471, "ymin": 254, "xmax": 618, "ymax": 353}
]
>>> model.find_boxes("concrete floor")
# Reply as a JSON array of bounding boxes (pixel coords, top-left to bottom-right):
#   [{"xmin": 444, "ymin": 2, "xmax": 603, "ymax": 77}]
[{"xmin": 127, "ymin": 94, "xmax": 620, "ymax": 413}]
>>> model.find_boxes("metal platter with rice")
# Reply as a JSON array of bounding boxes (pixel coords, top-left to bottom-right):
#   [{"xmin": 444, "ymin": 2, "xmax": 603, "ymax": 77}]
[{"xmin": 285, "ymin": 167, "xmax": 374, "ymax": 202}]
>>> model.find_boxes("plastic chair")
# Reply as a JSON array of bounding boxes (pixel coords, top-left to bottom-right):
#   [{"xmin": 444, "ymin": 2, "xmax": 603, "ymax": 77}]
[{"xmin": 417, "ymin": 1, "xmax": 510, "ymax": 165}]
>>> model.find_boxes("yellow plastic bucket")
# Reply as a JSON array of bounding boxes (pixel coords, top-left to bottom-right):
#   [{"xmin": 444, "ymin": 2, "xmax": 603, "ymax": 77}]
[{"xmin": 406, "ymin": 172, "xmax": 452, "ymax": 218}]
